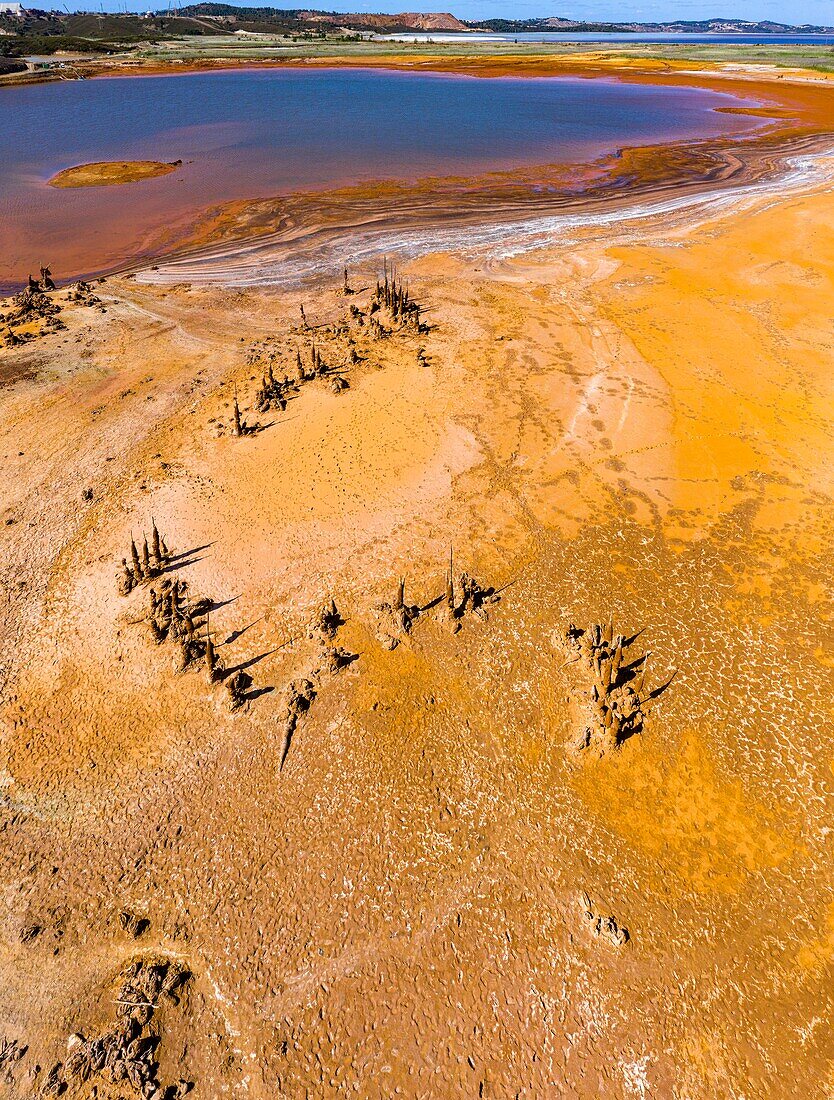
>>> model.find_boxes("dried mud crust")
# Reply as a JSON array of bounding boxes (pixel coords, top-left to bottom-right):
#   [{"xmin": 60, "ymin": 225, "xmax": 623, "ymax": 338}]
[{"xmin": 1, "ymin": 171, "xmax": 834, "ymax": 1099}]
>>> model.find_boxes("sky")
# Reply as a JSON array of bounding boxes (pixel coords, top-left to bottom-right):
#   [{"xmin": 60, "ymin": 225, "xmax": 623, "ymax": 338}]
[
  {"xmin": 444, "ymin": 0, "xmax": 834, "ymax": 20},
  {"xmin": 336, "ymin": 0, "xmax": 834, "ymax": 21}
]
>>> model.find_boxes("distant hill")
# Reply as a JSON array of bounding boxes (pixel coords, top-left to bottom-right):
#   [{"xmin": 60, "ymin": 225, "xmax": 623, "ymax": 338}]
[
  {"xmin": 302, "ymin": 11, "xmax": 468, "ymax": 31},
  {"xmin": 175, "ymin": 4, "xmax": 466, "ymax": 31},
  {"xmin": 468, "ymin": 15, "xmax": 834, "ymax": 33}
]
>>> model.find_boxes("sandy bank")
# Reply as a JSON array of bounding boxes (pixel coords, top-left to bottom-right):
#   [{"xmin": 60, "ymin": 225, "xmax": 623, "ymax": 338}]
[{"xmin": 48, "ymin": 159, "xmax": 183, "ymax": 189}]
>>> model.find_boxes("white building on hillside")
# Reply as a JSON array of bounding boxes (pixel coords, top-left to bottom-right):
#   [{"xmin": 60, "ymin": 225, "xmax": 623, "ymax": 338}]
[{"xmin": 0, "ymin": 2, "xmax": 24, "ymax": 14}]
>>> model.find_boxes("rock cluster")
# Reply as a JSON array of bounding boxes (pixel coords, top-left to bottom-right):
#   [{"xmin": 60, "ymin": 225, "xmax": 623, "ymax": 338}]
[
  {"xmin": 280, "ymin": 678, "xmax": 317, "ymax": 770},
  {"xmin": 230, "ymin": 386, "xmax": 260, "ymax": 437},
  {"xmin": 560, "ymin": 621, "xmax": 673, "ymax": 755},
  {"xmin": 240, "ymin": 262, "xmax": 431, "ymax": 431},
  {"xmin": 279, "ymin": 598, "xmax": 357, "ymax": 769},
  {"xmin": 145, "ymin": 579, "xmax": 255, "ymax": 709},
  {"xmin": 2, "ymin": 285, "xmax": 63, "ymax": 345},
  {"xmin": 243, "ymin": 334, "xmax": 354, "ymax": 429},
  {"xmin": 66, "ymin": 280, "xmax": 102, "ymax": 308},
  {"xmin": 254, "ymin": 362, "xmax": 291, "ymax": 412},
  {"xmin": 581, "ymin": 892, "xmax": 630, "ymax": 947},
  {"xmin": 119, "ymin": 910, "xmax": 150, "ymax": 939},
  {"xmin": 371, "ymin": 260, "xmax": 425, "ymax": 333},
  {"xmin": 1, "ymin": 269, "xmax": 104, "ymax": 347},
  {"xmin": 119, "ymin": 528, "xmax": 264, "ymax": 711},
  {"xmin": 117, "ymin": 520, "xmax": 172, "ymax": 596},
  {"xmin": 0, "ymin": 1037, "xmax": 26, "ymax": 1072},
  {"xmin": 373, "ymin": 578, "xmax": 421, "ymax": 650},
  {"xmin": 59, "ymin": 957, "xmax": 191, "ymax": 1098},
  {"xmin": 372, "ymin": 560, "xmax": 501, "ymax": 648},
  {"xmin": 308, "ymin": 598, "xmax": 344, "ymax": 641},
  {"xmin": 437, "ymin": 560, "xmax": 500, "ymax": 635}
]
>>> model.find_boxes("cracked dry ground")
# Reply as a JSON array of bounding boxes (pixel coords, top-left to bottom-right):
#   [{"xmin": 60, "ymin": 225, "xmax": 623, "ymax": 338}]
[{"xmin": 1, "ymin": 180, "xmax": 834, "ymax": 1099}]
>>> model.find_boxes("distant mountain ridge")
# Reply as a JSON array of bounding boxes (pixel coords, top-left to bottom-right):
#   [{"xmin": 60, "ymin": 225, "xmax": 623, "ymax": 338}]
[{"xmin": 468, "ymin": 15, "xmax": 834, "ymax": 32}]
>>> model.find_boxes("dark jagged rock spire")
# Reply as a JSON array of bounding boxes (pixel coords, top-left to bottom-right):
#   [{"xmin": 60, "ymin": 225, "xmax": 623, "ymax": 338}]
[
  {"xmin": 446, "ymin": 546, "xmax": 455, "ymax": 613},
  {"xmin": 130, "ymin": 534, "xmax": 143, "ymax": 580},
  {"xmin": 233, "ymin": 384, "xmax": 242, "ymax": 437},
  {"xmin": 151, "ymin": 518, "xmax": 162, "ymax": 567}
]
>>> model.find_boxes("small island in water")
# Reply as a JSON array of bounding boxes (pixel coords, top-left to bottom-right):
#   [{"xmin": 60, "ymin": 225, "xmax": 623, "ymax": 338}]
[{"xmin": 48, "ymin": 159, "xmax": 183, "ymax": 188}]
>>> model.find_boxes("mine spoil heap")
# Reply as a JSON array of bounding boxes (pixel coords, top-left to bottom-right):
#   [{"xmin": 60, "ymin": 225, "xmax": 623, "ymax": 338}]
[
  {"xmin": 1, "ymin": 138, "xmax": 828, "ymax": 1100},
  {"xmin": 7, "ymin": 260, "xmax": 680, "ymax": 1092}
]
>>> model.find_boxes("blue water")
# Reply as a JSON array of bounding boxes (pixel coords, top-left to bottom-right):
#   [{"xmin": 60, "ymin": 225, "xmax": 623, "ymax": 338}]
[
  {"xmin": 0, "ymin": 66, "xmax": 764, "ymax": 287},
  {"xmin": 387, "ymin": 31, "xmax": 834, "ymax": 45}
]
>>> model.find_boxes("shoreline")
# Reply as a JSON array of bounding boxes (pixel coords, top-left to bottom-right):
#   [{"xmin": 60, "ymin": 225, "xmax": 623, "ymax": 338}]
[
  {"xmin": 140, "ymin": 145, "xmax": 834, "ymax": 290},
  {"xmin": 6, "ymin": 47, "xmax": 834, "ymax": 89},
  {"xmin": 128, "ymin": 122, "xmax": 832, "ymax": 288}
]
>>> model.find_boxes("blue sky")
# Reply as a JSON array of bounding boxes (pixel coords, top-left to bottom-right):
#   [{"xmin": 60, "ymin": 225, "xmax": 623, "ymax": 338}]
[
  {"xmin": 447, "ymin": 0, "xmax": 834, "ymax": 19},
  {"xmin": 336, "ymin": 0, "xmax": 834, "ymax": 21}
]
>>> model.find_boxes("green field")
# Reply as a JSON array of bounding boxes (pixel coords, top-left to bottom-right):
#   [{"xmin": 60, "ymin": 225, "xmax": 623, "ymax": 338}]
[{"xmin": 131, "ymin": 35, "xmax": 834, "ymax": 73}]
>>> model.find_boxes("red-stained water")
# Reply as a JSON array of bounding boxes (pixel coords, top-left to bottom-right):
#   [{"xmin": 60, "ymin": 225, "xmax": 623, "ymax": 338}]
[{"xmin": 0, "ymin": 67, "xmax": 764, "ymax": 291}]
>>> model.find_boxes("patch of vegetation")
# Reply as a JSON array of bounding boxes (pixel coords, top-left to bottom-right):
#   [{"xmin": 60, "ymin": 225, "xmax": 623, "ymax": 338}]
[
  {"xmin": 178, "ymin": 4, "xmax": 304, "ymax": 18},
  {"xmin": 636, "ymin": 43, "xmax": 834, "ymax": 71},
  {"xmin": 0, "ymin": 34, "xmax": 122, "ymax": 57}
]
